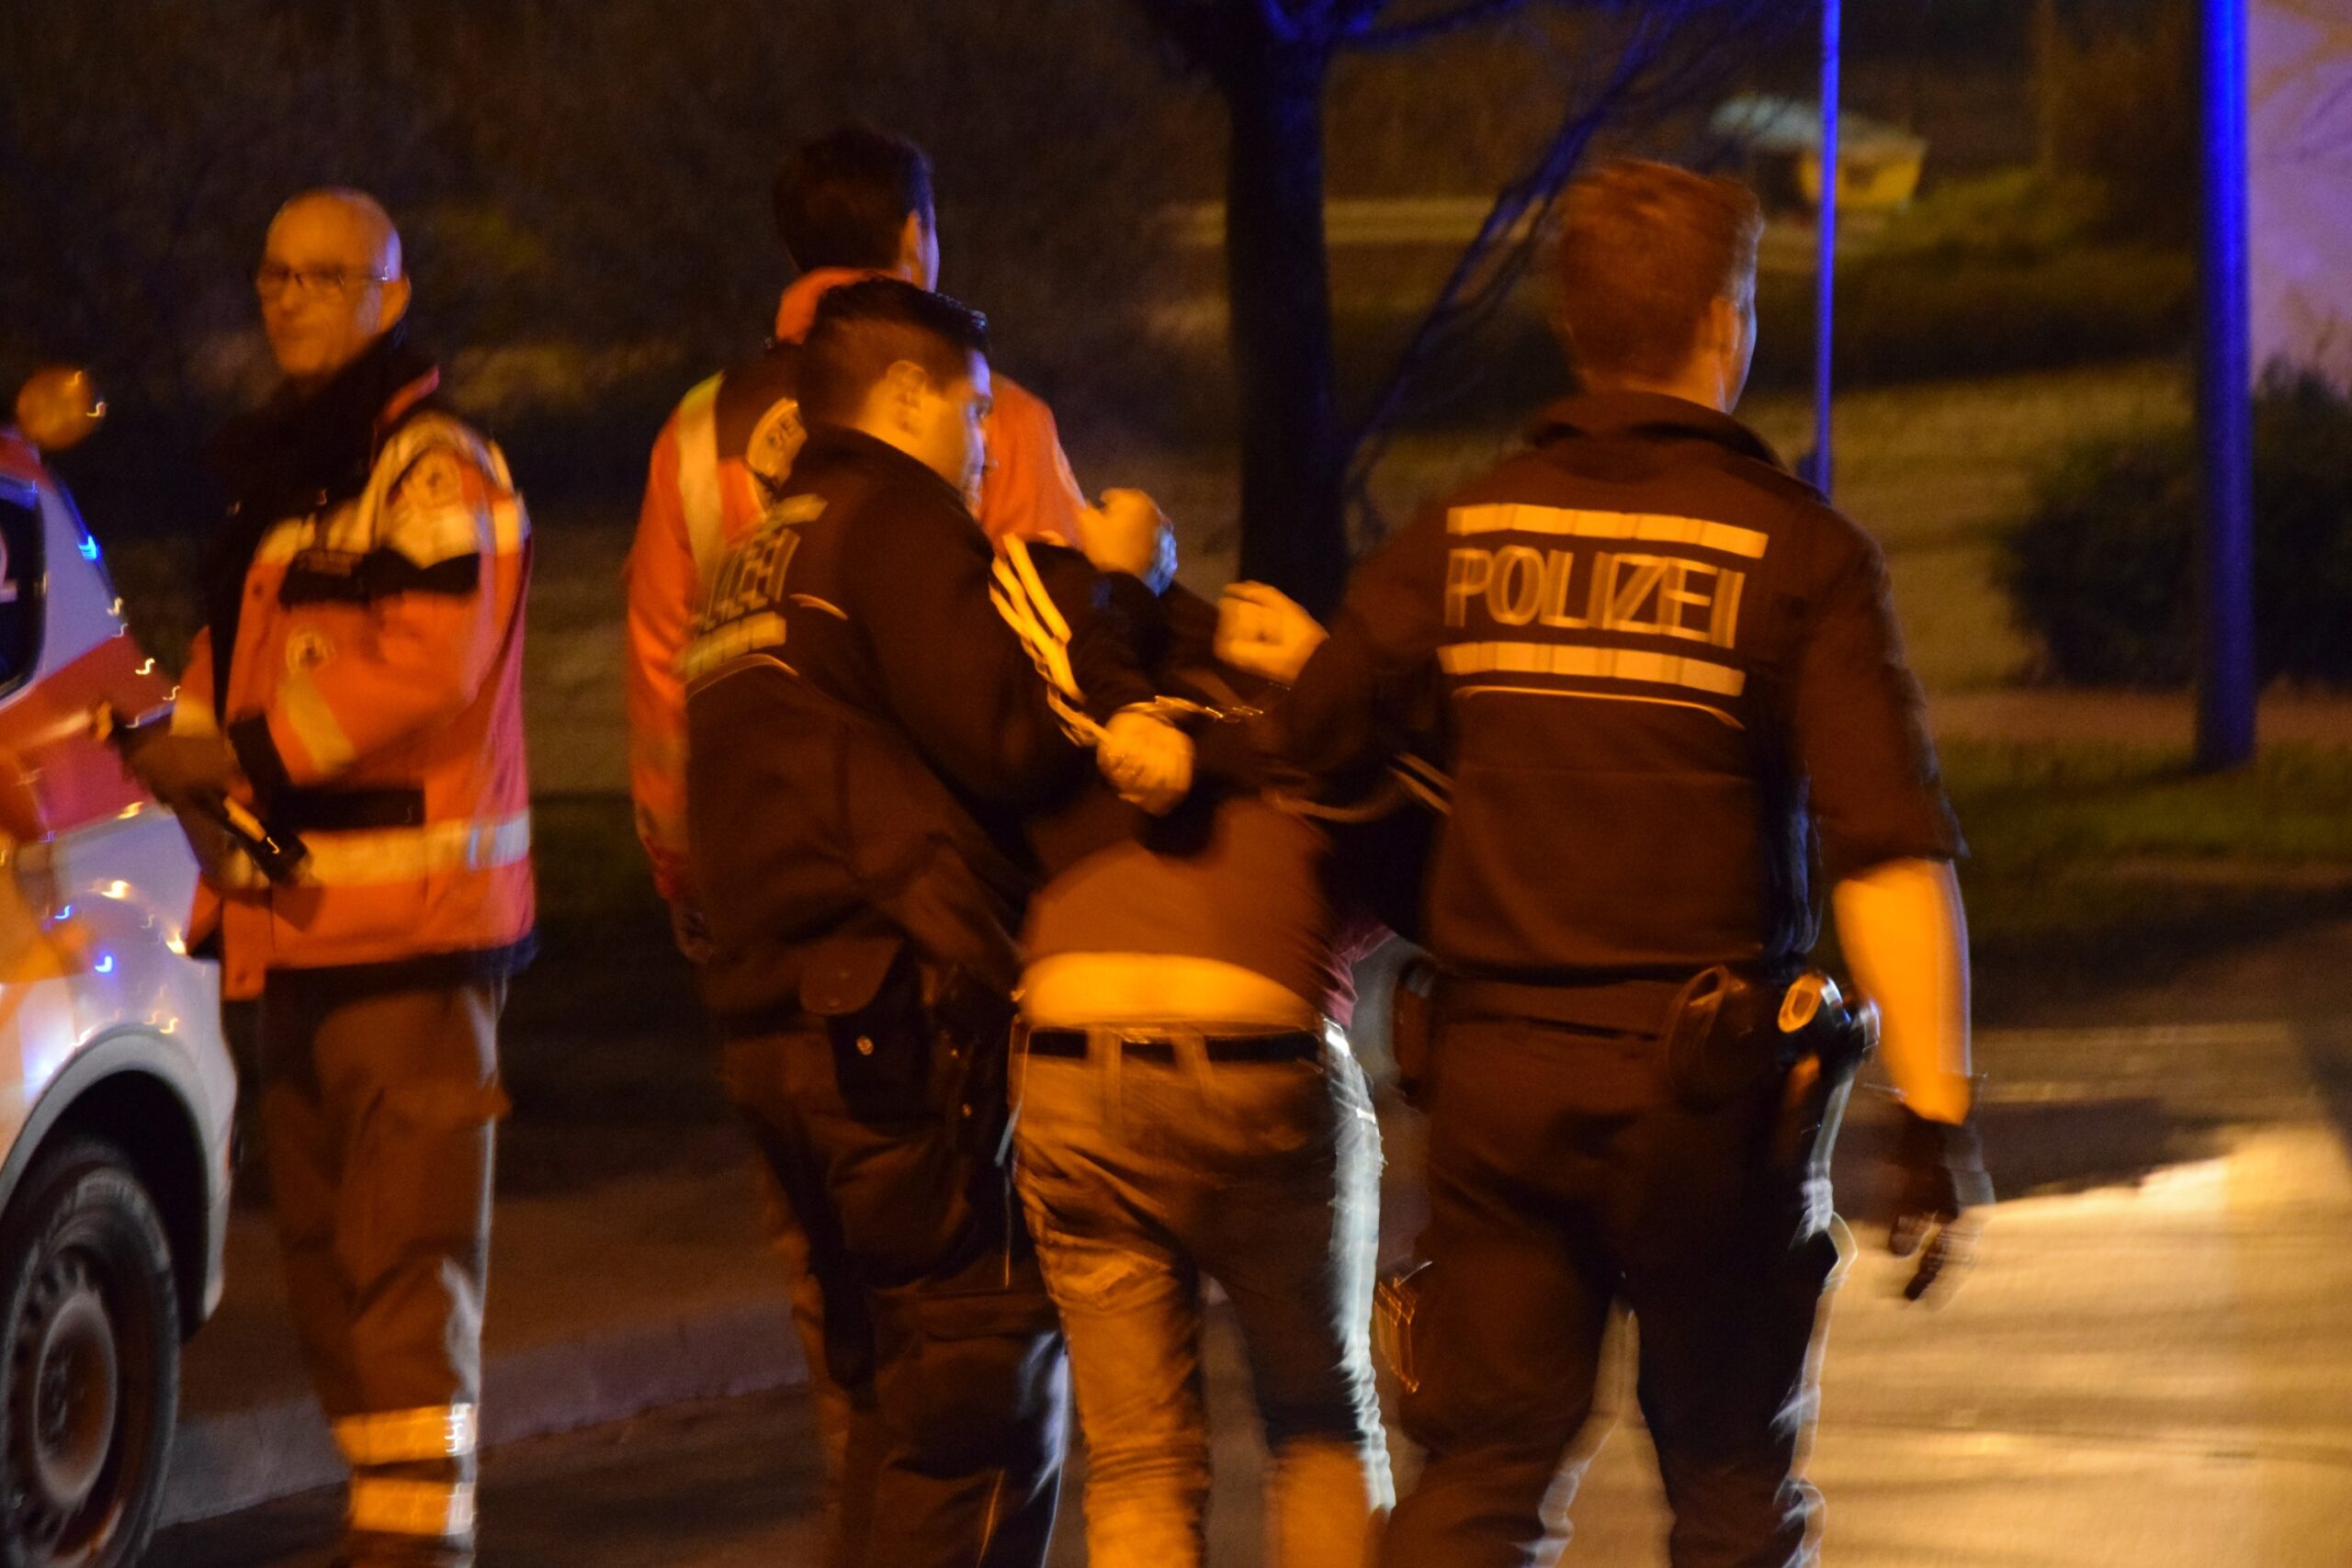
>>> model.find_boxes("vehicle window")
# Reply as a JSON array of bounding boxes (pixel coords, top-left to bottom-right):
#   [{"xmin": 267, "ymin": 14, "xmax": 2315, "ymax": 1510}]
[{"xmin": 0, "ymin": 491, "xmax": 41, "ymax": 694}]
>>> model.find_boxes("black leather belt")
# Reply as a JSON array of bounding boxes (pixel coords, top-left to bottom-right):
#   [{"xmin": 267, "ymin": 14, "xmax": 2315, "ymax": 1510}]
[{"xmin": 1023, "ymin": 1028, "xmax": 1322, "ymax": 1065}]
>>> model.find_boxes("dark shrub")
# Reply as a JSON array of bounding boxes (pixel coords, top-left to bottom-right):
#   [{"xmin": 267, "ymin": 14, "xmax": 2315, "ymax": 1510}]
[
  {"xmin": 2001, "ymin": 372, "xmax": 2352, "ymax": 686},
  {"xmin": 1747, "ymin": 170, "xmax": 2193, "ymax": 389},
  {"xmin": 1751, "ymin": 244, "xmax": 2192, "ymax": 389}
]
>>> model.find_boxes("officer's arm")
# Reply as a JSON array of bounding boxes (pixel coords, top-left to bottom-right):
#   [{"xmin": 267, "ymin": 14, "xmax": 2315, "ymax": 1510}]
[
  {"xmin": 623, "ymin": 414, "xmax": 698, "ymax": 902},
  {"xmin": 1796, "ymin": 524, "xmax": 1989, "ymax": 1296},
  {"xmin": 1265, "ymin": 508, "xmax": 1451, "ymax": 778},
  {"xmin": 1791, "ymin": 523, "xmax": 1972, "ymax": 1124},
  {"xmin": 847, "ymin": 503, "xmax": 1153, "ymax": 805},
  {"xmin": 1833, "ymin": 859, "xmax": 1973, "ymax": 1123},
  {"xmin": 227, "ymin": 444, "xmax": 519, "ymax": 795}
]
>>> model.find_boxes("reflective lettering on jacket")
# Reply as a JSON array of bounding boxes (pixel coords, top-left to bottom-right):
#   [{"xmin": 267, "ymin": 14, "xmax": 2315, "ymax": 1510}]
[
  {"xmin": 676, "ymin": 495, "xmax": 824, "ymax": 682},
  {"xmin": 1439, "ymin": 505, "xmax": 1767, "ymax": 720}
]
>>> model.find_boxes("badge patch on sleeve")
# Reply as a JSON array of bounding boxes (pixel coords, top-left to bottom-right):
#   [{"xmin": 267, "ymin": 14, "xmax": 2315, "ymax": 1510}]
[
  {"xmin": 746, "ymin": 399, "xmax": 807, "ymax": 504},
  {"xmin": 401, "ymin": 449, "xmax": 468, "ymax": 510},
  {"xmin": 286, "ymin": 628, "xmax": 336, "ymax": 673}
]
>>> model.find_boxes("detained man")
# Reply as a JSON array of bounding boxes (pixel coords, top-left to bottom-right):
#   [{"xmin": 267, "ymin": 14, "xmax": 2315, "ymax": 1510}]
[{"xmin": 1010, "ymin": 494, "xmax": 1405, "ymax": 1568}]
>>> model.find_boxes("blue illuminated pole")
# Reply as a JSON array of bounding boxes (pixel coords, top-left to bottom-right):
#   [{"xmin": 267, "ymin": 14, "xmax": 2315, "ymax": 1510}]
[
  {"xmin": 2199, "ymin": 0, "xmax": 2256, "ymax": 768},
  {"xmin": 1813, "ymin": 0, "xmax": 1841, "ymax": 498}
]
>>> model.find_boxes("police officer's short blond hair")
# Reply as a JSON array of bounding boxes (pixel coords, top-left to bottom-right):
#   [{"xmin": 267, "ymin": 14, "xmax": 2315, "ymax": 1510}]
[{"xmin": 1554, "ymin": 161, "xmax": 1764, "ymax": 386}]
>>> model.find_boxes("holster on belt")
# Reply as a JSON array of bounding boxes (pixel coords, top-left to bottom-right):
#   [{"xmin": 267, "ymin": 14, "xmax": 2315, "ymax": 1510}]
[
  {"xmin": 1387, "ymin": 953, "xmax": 1442, "ymax": 1107},
  {"xmin": 927, "ymin": 962, "xmax": 1018, "ymax": 1167},
  {"xmin": 797, "ymin": 931, "xmax": 1018, "ymax": 1168},
  {"xmin": 1661, "ymin": 964, "xmax": 1878, "ymax": 1173}
]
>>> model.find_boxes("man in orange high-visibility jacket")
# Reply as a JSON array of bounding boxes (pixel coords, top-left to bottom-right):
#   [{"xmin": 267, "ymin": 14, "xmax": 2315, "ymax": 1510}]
[
  {"xmin": 627, "ymin": 123, "xmax": 1087, "ymax": 929},
  {"xmin": 126, "ymin": 188, "xmax": 530, "ymax": 1568}
]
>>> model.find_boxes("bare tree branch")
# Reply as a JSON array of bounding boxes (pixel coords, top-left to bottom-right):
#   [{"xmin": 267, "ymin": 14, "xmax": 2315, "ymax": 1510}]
[
  {"xmin": 1347, "ymin": 0, "xmax": 1529, "ymax": 52},
  {"xmin": 1257, "ymin": 0, "xmax": 1312, "ymax": 45},
  {"xmin": 1329, "ymin": 0, "xmax": 1399, "ymax": 40},
  {"xmin": 1342, "ymin": 0, "xmax": 1796, "ymax": 536}
]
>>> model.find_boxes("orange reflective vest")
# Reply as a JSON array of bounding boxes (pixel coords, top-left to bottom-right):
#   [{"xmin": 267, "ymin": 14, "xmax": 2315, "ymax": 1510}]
[
  {"xmin": 180, "ymin": 381, "xmax": 535, "ymax": 1000},
  {"xmin": 624, "ymin": 268, "xmax": 1086, "ymax": 903}
]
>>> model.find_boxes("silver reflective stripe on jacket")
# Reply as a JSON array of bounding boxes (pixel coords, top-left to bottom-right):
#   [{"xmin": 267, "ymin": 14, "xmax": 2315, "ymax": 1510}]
[
  {"xmin": 675, "ymin": 373, "xmax": 728, "ymax": 593},
  {"xmin": 215, "ymin": 812, "xmax": 532, "ymax": 890}
]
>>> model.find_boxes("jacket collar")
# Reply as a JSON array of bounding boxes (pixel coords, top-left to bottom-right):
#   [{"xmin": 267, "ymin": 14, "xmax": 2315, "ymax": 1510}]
[
  {"xmin": 773, "ymin": 266, "xmax": 897, "ymax": 344},
  {"xmin": 1525, "ymin": 390, "xmax": 1787, "ymax": 471},
  {"xmin": 206, "ymin": 327, "xmax": 442, "ymax": 519},
  {"xmin": 796, "ymin": 423, "xmax": 973, "ymax": 513},
  {"xmin": 198, "ymin": 327, "xmax": 441, "ymax": 715}
]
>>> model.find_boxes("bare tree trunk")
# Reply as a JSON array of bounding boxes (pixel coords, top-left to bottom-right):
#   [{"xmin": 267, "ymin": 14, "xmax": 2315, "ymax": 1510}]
[
  {"xmin": 1218, "ymin": 36, "xmax": 1349, "ymax": 615},
  {"xmin": 2035, "ymin": 0, "xmax": 2065, "ymax": 170}
]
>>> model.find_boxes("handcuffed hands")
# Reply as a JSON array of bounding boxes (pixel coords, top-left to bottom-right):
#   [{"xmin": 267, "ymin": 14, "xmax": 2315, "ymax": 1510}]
[
  {"xmin": 1078, "ymin": 489, "xmax": 1177, "ymax": 593},
  {"xmin": 1888, "ymin": 1107, "xmax": 1993, "ymax": 1303},
  {"xmin": 1216, "ymin": 581, "xmax": 1327, "ymax": 684},
  {"xmin": 120, "ymin": 729, "xmax": 243, "ymax": 814},
  {"xmin": 1096, "ymin": 708, "xmax": 1193, "ymax": 815}
]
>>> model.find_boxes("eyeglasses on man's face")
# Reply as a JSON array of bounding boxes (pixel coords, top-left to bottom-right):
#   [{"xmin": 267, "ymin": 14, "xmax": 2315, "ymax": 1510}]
[{"xmin": 254, "ymin": 264, "xmax": 394, "ymax": 300}]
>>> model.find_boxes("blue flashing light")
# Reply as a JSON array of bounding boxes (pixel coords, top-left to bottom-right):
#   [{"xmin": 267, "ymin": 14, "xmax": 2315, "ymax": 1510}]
[
  {"xmin": 78, "ymin": 534, "xmax": 100, "ymax": 561},
  {"xmin": 55, "ymin": 905, "xmax": 72, "ymax": 920},
  {"xmin": 2197, "ymin": 0, "xmax": 2256, "ymax": 768},
  {"xmin": 95, "ymin": 953, "xmax": 114, "ymax": 976}
]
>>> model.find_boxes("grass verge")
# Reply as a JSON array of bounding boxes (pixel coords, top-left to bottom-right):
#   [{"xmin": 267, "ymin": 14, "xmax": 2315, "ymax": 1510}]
[
  {"xmin": 506, "ymin": 741, "xmax": 2352, "ymax": 1044},
  {"xmin": 1945, "ymin": 741, "xmax": 2352, "ymax": 1008}
]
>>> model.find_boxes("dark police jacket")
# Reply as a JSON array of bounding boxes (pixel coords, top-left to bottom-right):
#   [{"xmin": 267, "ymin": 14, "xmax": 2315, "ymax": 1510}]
[
  {"xmin": 681, "ymin": 426, "xmax": 1155, "ymax": 1032},
  {"xmin": 1278, "ymin": 391, "xmax": 1961, "ymax": 982}
]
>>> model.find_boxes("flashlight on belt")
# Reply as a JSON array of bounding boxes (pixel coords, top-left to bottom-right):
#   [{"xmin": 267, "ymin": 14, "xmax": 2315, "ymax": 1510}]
[
  {"xmin": 95, "ymin": 701, "xmax": 311, "ymax": 885},
  {"xmin": 1770, "ymin": 972, "xmax": 1876, "ymax": 1174}
]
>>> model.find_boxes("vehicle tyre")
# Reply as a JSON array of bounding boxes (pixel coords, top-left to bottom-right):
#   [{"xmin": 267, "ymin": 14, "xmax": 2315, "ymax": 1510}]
[{"xmin": 0, "ymin": 1135, "xmax": 178, "ymax": 1568}]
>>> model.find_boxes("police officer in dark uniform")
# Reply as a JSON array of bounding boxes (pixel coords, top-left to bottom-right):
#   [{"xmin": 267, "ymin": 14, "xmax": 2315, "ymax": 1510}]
[
  {"xmin": 682, "ymin": 278, "xmax": 1191, "ymax": 1568},
  {"xmin": 1217, "ymin": 161, "xmax": 1992, "ymax": 1568}
]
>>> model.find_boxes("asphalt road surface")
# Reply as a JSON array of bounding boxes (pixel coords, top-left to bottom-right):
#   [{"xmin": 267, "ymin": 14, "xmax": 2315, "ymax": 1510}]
[
  {"xmin": 150, "ymin": 1390, "xmax": 833, "ymax": 1568},
  {"xmin": 155, "ymin": 1010, "xmax": 2352, "ymax": 1566}
]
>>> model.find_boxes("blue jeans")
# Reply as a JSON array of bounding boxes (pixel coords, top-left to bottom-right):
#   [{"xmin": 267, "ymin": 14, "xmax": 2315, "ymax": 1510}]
[{"xmin": 1012, "ymin": 1026, "xmax": 1391, "ymax": 1568}]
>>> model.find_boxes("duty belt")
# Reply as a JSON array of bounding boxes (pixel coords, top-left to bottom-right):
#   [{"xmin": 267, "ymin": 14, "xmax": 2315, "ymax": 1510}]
[{"xmin": 1441, "ymin": 975, "xmax": 1691, "ymax": 1036}]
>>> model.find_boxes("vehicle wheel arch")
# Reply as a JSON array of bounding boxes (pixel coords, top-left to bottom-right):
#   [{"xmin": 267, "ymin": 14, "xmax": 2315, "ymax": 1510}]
[{"xmin": 0, "ymin": 1035, "xmax": 219, "ymax": 1338}]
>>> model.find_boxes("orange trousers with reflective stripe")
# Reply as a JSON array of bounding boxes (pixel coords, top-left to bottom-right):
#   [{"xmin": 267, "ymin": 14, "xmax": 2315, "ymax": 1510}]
[{"xmin": 256, "ymin": 978, "xmax": 507, "ymax": 1562}]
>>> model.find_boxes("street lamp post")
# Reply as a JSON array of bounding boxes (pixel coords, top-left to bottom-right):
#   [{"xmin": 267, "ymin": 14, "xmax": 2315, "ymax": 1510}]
[
  {"xmin": 2199, "ymin": 0, "xmax": 2256, "ymax": 769},
  {"xmin": 1813, "ymin": 0, "xmax": 1840, "ymax": 499}
]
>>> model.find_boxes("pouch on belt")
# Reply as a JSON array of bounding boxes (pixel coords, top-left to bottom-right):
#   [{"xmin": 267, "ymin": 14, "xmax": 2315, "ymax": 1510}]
[
  {"xmin": 802, "ymin": 931, "xmax": 932, "ymax": 1115},
  {"xmin": 798, "ymin": 931, "xmax": 1017, "ymax": 1164},
  {"xmin": 1660, "ymin": 964, "xmax": 1878, "ymax": 1176}
]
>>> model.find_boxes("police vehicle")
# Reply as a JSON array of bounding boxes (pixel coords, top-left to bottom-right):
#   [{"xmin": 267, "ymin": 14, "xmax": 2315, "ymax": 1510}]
[{"xmin": 0, "ymin": 368, "xmax": 237, "ymax": 1567}]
